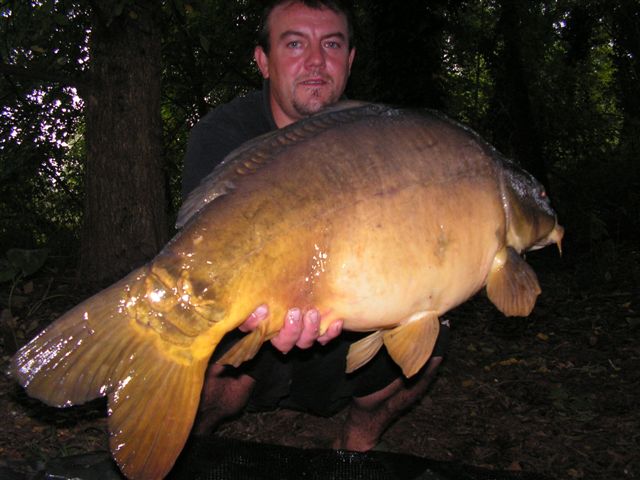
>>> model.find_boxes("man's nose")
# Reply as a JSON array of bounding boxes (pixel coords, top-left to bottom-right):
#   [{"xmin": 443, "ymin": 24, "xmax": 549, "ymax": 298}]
[{"xmin": 305, "ymin": 43, "xmax": 326, "ymax": 68}]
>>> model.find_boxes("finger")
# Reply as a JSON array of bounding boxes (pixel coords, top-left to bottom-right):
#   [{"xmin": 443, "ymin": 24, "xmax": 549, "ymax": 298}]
[
  {"xmin": 295, "ymin": 309, "xmax": 320, "ymax": 349},
  {"xmin": 270, "ymin": 308, "xmax": 302, "ymax": 353},
  {"xmin": 238, "ymin": 304, "xmax": 269, "ymax": 333},
  {"xmin": 317, "ymin": 319, "xmax": 343, "ymax": 346}
]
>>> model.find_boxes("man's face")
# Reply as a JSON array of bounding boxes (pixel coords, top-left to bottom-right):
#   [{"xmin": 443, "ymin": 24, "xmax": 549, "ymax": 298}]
[{"xmin": 254, "ymin": 2, "xmax": 355, "ymax": 127}]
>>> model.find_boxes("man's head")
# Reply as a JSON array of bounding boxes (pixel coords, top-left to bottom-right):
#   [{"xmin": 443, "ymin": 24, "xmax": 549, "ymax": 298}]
[
  {"xmin": 257, "ymin": 0, "xmax": 355, "ymax": 54},
  {"xmin": 254, "ymin": 0, "xmax": 356, "ymax": 127}
]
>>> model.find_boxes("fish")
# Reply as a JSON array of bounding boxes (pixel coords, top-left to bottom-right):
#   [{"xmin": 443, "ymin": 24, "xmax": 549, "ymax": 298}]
[{"xmin": 10, "ymin": 102, "xmax": 563, "ymax": 479}]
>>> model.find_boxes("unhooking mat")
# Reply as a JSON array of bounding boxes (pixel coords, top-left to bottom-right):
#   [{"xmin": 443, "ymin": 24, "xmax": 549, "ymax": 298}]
[{"xmin": 31, "ymin": 437, "xmax": 554, "ymax": 480}]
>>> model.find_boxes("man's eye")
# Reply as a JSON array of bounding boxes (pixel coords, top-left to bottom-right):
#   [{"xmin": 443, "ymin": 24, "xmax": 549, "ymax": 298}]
[
  {"xmin": 324, "ymin": 41, "xmax": 341, "ymax": 49},
  {"xmin": 287, "ymin": 41, "xmax": 301, "ymax": 48}
]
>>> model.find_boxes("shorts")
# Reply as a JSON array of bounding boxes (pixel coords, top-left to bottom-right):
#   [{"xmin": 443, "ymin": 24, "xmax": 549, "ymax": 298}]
[{"xmin": 212, "ymin": 318, "xmax": 450, "ymax": 417}]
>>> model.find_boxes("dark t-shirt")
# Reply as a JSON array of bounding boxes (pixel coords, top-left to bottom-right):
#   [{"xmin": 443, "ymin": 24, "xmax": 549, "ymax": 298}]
[
  {"xmin": 181, "ymin": 87, "xmax": 449, "ymax": 415},
  {"xmin": 182, "ymin": 88, "xmax": 276, "ymax": 198}
]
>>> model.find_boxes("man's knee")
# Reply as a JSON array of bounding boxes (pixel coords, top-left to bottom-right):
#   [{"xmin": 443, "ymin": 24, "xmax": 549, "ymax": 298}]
[
  {"xmin": 425, "ymin": 355, "xmax": 443, "ymax": 374},
  {"xmin": 410, "ymin": 355, "xmax": 444, "ymax": 390},
  {"xmin": 352, "ymin": 378, "xmax": 403, "ymax": 411},
  {"xmin": 200, "ymin": 364, "xmax": 255, "ymax": 412},
  {"xmin": 351, "ymin": 355, "xmax": 444, "ymax": 412}
]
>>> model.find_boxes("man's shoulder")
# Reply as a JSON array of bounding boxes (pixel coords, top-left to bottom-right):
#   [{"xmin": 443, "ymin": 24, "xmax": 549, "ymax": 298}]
[
  {"xmin": 197, "ymin": 89, "xmax": 269, "ymax": 132},
  {"xmin": 181, "ymin": 88, "xmax": 273, "ymax": 198}
]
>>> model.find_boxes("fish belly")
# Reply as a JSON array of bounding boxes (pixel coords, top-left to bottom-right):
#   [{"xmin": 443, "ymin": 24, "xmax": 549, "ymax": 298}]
[{"xmin": 304, "ymin": 179, "xmax": 505, "ymax": 332}]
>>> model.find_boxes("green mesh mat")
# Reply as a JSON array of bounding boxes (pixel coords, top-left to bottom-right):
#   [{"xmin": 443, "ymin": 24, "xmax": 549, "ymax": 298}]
[{"xmin": 32, "ymin": 437, "xmax": 553, "ymax": 480}]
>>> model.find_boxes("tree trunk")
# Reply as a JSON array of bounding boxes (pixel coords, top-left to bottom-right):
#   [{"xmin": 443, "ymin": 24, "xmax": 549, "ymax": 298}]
[
  {"xmin": 489, "ymin": 0, "xmax": 548, "ymax": 188},
  {"xmin": 352, "ymin": 0, "xmax": 447, "ymax": 109},
  {"xmin": 610, "ymin": 0, "xmax": 640, "ymax": 162},
  {"xmin": 80, "ymin": 1, "xmax": 167, "ymax": 286}
]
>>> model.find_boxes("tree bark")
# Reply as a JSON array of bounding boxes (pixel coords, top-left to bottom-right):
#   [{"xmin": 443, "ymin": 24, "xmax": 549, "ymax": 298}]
[
  {"xmin": 80, "ymin": 1, "xmax": 167, "ymax": 286},
  {"xmin": 490, "ymin": 0, "xmax": 548, "ymax": 188},
  {"xmin": 352, "ymin": 0, "xmax": 447, "ymax": 109},
  {"xmin": 610, "ymin": 0, "xmax": 640, "ymax": 161}
]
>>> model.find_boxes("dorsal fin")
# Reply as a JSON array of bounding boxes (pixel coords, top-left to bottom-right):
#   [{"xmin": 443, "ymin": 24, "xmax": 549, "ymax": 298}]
[{"xmin": 175, "ymin": 101, "xmax": 393, "ymax": 228}]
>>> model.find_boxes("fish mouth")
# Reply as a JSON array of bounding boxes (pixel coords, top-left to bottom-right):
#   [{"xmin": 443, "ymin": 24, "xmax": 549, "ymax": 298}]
[
  {"xmin": 548, "ymin": 224, "xmax": 564, "ymax": 256},
  {"xmin": 531, "ymin": 223, "xmax": 564, "ymax": 255}
]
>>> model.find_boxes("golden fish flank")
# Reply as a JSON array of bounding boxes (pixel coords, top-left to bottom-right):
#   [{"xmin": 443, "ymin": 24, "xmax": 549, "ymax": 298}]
[
  {"xmin": 306, "ymin": 243, "xmax": 330, "ymax": 285},
  {"xmin": 10, "ymin": 102, "xmax": 563, "ymax": 479}
]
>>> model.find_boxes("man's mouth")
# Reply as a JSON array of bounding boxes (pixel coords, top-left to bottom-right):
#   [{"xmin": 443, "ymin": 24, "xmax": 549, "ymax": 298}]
[{"xmin": 299, "ymin": 78, "xmax": 328, "ymax": 87}]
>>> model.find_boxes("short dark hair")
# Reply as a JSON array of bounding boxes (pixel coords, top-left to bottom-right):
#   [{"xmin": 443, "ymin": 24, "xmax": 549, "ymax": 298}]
[{"xmin": 257, "ymin": 0, "xmax": 355, "ymax": 54}]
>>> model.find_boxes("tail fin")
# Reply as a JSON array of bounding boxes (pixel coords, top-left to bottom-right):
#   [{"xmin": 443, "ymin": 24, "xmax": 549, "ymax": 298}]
[{"xmin": 10, "ymin": 268, "xmax": 208, "ymax": 479}]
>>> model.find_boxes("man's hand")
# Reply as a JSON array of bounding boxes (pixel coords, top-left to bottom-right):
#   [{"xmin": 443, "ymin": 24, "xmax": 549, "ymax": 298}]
[{"xmin": 239, "ymin": 305, "xmax": 343, "ymax": 353}]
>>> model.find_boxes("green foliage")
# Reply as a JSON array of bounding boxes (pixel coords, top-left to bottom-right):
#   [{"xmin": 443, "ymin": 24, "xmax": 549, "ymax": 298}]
[
  {"xmin": 0, "ymin": 247, "xmax": 49, "ymax": 352},
  {"xmin": 348, "ymin": 1, "xmax": 449, "ymax": 108},
  {"xmin": 433, "ymin": 0, "xmax": 638, "ymax": 257},
  {"xmin": 0, "ymin": 248, "xmax": 49, "ymax": 283},
  {"xmin": 0, "ymin": 0, "xmax": 638, "ymax": 269},
  {"xmin": 0, "ymin": 1, "xmax": 87, "ymax": 253},
  {"xmin": 440, "ymin": 1, "xmax": 499, "ymax": 127},
  {"xmin": 161, "ymin": 0, "xmax": 263, "ymax": 214},
  {"xmin": 0, "ymin": 85, "xmax": 84, "ymax": 252}
]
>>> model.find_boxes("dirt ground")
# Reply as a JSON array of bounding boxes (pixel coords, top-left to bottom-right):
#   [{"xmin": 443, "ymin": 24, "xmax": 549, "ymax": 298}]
[{"xmin": 0, "ymin": 243, "xmax": 638, "ymax": 479}]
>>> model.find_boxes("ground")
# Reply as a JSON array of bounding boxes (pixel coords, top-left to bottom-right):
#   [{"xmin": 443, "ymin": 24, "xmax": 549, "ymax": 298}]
[{"xmin": 0, "ymin": 244, "xmax": 638, "ymax": 479}]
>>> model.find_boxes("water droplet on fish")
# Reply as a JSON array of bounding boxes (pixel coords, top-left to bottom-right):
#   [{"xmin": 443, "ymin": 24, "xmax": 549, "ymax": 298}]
[{"xmin": 148, "ymin": 289, "xmax": 166, "ymax": 303}]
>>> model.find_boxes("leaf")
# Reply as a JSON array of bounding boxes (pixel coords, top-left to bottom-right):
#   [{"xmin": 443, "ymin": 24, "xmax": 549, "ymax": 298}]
[
  {"xmin": 9, "ymin": 295, "xmax": 28, "ymax": 308},
  {"xmin": 549, "ymin": 384, "xmax": 569, "ymax": 409},
  {"xmin": 53, "ymin": 13, "xmax": 70, "ymax": 26},
  {"xmin": 114, "ymin": 1, "xmax": 125, "ymax": 17},
  {"xmin": 0, "ymin": 259, "xmax": 19, "ymax": 283},
  {"xmin": 23, "ymin": 281, "xmax": 34, "ymax": 294},
  {"xmin": 507, "ymin": 461, "xmax": 522, "ymax": 471},
  {"xmin": 199, "ymin": 34, "xmax": 210, "ymax": 53},
  {"xmin": 1, "ymin": 308, "xmax": 15, "ymax": 325},
  {"xmin": 6, "ymin": 248, "xmax": 49, "ymax": 277},
  {"xmin": 626, "ymin": 317, "xmax": 640, "ymax": 328},
  {"xmin": 567, "ymin": 467, "xmax": 584, "ymax": 478}
]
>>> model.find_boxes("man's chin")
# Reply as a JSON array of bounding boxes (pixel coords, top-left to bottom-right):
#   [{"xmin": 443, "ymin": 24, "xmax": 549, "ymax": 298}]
[{"xmin": 293, "ymin": 96, "xmax": 336, "ymax": 117}]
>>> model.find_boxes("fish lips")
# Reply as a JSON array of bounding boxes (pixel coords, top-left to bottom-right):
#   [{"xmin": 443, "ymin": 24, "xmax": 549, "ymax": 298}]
[{"xmin": 530, "ymin": 223, "xmax": 564, "ymax": 255}]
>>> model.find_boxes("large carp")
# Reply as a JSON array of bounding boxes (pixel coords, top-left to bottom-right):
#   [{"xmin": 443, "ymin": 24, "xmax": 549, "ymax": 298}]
[{"xmin": 11, "ymin": 102, "xmax": 563, "ymax": 479}]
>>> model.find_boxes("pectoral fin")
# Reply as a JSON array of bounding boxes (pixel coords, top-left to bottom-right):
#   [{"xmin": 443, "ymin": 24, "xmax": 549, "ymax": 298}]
[
  {"xmin": 383, "ymin": 312, "xmax": 440, "ymax": 378},
  {"xmin": 346, "ymin": 330, "xmax": 384, "ymax": 373},
  {"xmin": 486, "ymin": 246, "xmax": 541, "ymax": 317}
]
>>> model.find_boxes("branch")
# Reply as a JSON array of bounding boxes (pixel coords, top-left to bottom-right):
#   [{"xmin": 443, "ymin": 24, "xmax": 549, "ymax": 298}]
[{"xmin": 0, "ymin": 62, "xmax": 87, "ymax": 91}]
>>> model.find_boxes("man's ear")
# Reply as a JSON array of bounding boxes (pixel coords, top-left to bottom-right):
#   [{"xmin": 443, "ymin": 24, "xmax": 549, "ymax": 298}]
[
  {"xmin": 254, "ymin": 46, "xmax": 269, "ymax": 78},
  {"xmin": 348, "ymin": 47, "xmax": 356, "ymax": 75}
]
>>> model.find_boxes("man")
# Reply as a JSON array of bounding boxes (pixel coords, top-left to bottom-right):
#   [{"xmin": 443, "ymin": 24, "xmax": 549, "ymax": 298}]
[{"xmin": 182, "ymin": 0, "xmax": 449, "ymax": 451}]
